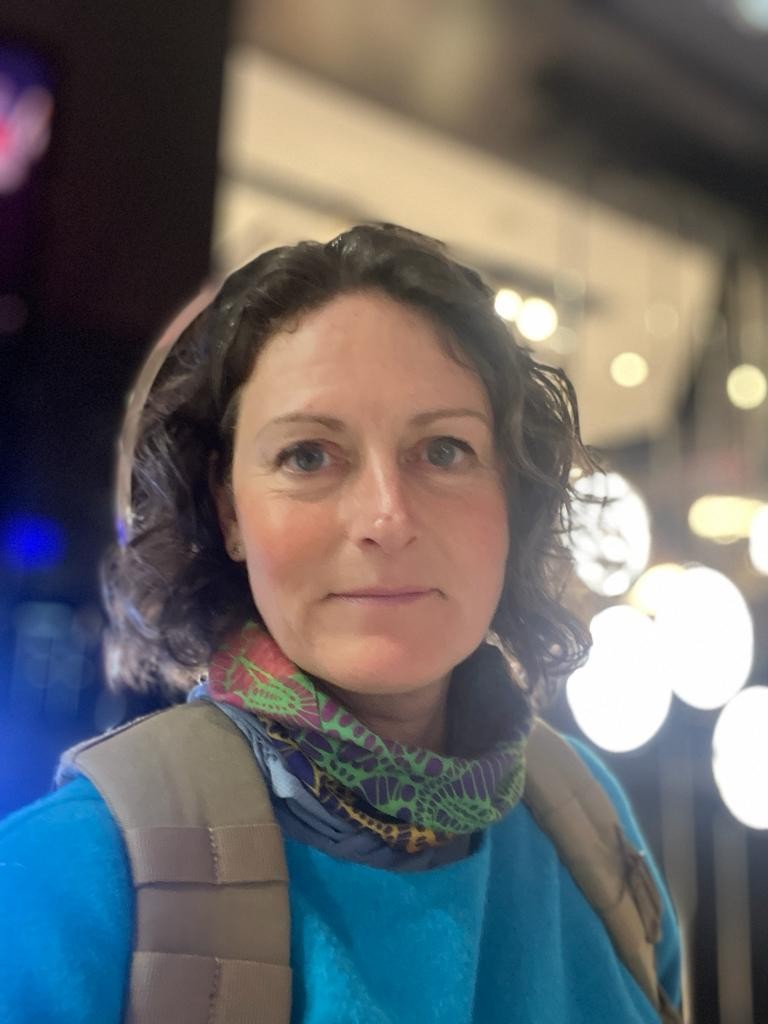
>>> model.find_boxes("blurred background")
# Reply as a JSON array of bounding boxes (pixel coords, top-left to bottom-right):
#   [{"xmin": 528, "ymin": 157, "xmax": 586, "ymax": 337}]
[{"xmin": 1, "ymin": 2, "xmax": 767, "ymax": 1020}]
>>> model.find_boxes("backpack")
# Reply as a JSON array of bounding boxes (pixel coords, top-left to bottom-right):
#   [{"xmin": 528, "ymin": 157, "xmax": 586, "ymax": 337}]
[{"xmin": 60, "ymin": 700, "xmax": 683, "ymax": 1024}]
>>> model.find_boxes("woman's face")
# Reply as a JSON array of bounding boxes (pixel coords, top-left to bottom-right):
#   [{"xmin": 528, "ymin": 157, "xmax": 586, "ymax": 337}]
[{"xmin": 220, "ymin": 290, "xmax": 509, "ymax": 696}]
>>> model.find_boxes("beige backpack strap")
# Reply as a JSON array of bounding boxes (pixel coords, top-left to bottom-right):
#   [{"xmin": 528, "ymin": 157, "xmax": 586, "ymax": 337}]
[
  {"xmin": 523, "ymin": 719, "xmax": 682, "ymax": 1024},
  {"xmin": 65, "ymin": 701, "xmax": 291, "ymax": 1024}
]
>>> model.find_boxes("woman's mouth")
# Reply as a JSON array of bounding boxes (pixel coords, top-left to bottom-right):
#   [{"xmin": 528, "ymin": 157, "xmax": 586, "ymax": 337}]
[{"xmin": 330, "ymin": 589, "xmax": 435, "ymax": 605}]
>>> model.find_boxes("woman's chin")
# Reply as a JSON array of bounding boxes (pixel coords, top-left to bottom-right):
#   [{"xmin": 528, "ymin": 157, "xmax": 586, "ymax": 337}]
[{"xmin": 310, "ymin": 635, "xmax": 452, "ymax": 696}]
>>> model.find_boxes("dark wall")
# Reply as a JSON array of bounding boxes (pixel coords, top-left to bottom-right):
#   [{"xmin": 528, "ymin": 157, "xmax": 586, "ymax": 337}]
[
  {"xmin": 1, "ymin": 1, "xmax": 229, "ymax": 336},
  {"xmin": 0, "ymin": 1, "xmax": 231, "ymax": 811}
]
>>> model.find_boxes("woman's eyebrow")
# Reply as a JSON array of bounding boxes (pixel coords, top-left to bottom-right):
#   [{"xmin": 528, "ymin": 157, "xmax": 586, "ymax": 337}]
[
  {"xmin": 258, "ymin": 413, "xmax": 346, "ymax": 436},
  {"xmin": 259, "ymin": 407, "xmax": 490, "ymax": 436},
  {"xmin": 410, "ymin": 408, "xmax": 490, "ymax": 428}
]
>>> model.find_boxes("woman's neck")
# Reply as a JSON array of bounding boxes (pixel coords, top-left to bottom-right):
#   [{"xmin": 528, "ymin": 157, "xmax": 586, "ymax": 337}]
[{"xmin": 321, "ymin": 675, "xmax": 451, "ymax": 752}]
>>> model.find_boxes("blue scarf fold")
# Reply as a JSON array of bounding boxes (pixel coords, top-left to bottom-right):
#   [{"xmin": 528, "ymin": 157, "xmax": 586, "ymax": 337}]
[{"xmin": 188, "ymin": 686, "xmax": 476, "ymax": 871}]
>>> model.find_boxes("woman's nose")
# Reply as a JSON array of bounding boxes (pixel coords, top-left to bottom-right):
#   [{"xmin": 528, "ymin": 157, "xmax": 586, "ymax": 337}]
[{"xmin": 344, "ymin": 456, "xmax": 417, "ymax": 550}]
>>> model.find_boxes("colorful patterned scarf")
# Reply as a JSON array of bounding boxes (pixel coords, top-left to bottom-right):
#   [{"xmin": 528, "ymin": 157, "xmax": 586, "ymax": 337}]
[{"xmin": 208, "ymin": 620, "xmax": 532, "ymax": 853}]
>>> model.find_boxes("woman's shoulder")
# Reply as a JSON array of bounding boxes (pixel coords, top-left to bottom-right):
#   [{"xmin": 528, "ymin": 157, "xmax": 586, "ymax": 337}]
[
  {"xmin": 0, "ymin": 772, "xmax": 133, "ymax": 906},
  {"xmin": 558, "ymin": 732, "xmax": 682, "ymax": 1009},
  {"xmin": 0, "ymin": 773, "xmax": 130, "ymax": 878},
  {"xmin": 1, "ymin": 772, "xmax": 118, "ymax": 835},
  {"xmin": 0, "ymin": 776, "xmax": 133, "ymax": 1024}
]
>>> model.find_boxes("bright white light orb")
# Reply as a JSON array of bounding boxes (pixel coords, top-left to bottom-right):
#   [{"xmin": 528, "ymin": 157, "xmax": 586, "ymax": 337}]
[
  {"xmin": 726, "ymin": 364, "xmax": 767, "ymax": 410},
  {"xmin": 749, "ymin": 504, "xmax": 768, "ymax": 575},
  {"xmin": 654, "ymin": 566, "xmax": 753, "ymax": 710},
  {"xmin": 516, "ymin": 297, "xmax": 558, "ymax": 342},
  {"xmin": 494, "ymin": 288, "xmax": 522, "ymax": 322},
  {"xmin": 713, "ymin": 687, "xmax": 768, "ymax": 829},
  {"xmin": 610, "ymin": 352, "xmax": 649, "ymax": 388},
  {"xmin": 627, "ymin": 563, "xmax": 686, "ymax": 617},
  {"xmin": 568, "ymin": 472, "xmax": 652, "ymax": 597},
  {"xmin": 567, "ymin": 605, "xmax": 671, "ymax": 753}
]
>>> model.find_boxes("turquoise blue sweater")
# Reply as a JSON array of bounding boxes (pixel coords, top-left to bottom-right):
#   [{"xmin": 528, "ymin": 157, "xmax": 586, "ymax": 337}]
[{"xmin": 0, "ymin": 739, "xmax": 680, "ymax": 1024}]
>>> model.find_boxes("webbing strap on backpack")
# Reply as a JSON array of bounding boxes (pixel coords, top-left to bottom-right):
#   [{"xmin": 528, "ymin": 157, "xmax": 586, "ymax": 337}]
[
  {"xmin": 523, "ymin": 719, "xmax": 683, "ymax": 1024},
  {"xmin": 67, "ymin": 701, "xmax": 291, "ymax": 1024}
]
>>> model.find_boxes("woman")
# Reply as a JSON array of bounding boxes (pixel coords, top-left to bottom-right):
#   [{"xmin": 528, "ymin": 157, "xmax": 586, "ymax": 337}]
[{"xmin": 0, "ymin": 223, "xmax": 682, "ymax": 1023}]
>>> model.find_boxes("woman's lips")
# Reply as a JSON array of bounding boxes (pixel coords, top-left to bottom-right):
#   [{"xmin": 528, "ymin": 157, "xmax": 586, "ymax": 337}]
[{"xmin": 330, "ymin": 590, "xmax": 434, "ymax": 605}]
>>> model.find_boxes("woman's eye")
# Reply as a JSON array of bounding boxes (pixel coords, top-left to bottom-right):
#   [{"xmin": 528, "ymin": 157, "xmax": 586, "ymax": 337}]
[
  {"xmin": 275, "ymin": 442, "xmax": 330, "ymax": 474},
  {"xmin": 424, "ymin": 436, "xmax": 475, "ymax": 468},
  {"xmin": 274, "ymin": 436, "xmax": 473, "ymax": 475}
]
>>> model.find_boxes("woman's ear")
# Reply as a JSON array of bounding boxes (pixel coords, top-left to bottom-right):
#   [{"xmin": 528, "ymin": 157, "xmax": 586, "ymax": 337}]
[{"xmin": 208, "ymin": 452, "xmax": 246, "ymax": 562}]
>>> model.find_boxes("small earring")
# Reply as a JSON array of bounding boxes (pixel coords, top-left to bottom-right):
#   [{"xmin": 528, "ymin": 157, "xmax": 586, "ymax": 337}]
[{"xmin": 229, "ymin": 539, "xmax": 244, "ymax": 560}]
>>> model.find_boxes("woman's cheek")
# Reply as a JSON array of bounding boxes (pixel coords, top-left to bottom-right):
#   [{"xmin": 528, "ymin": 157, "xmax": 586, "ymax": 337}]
[
  {"xmin": 238, "ymin": 494, "xmax": 331, "ymax": 574},
  {"xmin": 465, "ymin": 493, "xmax": 509, "ymax": 583}
]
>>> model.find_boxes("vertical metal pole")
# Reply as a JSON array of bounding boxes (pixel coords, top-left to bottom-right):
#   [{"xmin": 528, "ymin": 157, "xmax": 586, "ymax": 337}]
[
  {"xmin": 712, "ymin": 806, "xmax": 754, "ymax": 1024},
  {"xmin": 658, "ymin": 723, "xmax": 697, "ymax": 1022}
]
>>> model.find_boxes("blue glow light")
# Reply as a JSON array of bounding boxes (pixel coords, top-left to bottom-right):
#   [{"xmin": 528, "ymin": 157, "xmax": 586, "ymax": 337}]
[{"xmin": 1, "ymin": 516, "xmax": 66, "ymax": 570}]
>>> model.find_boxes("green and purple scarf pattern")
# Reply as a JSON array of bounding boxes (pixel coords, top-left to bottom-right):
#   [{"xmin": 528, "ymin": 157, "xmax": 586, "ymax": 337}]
[{"xmin": 208, "ymin": 620, "xmax": 531, "ymax": 852}]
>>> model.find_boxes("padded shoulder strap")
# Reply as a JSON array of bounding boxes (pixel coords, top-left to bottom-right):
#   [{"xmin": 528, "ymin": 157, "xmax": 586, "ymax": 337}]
[
  {"xmin": 63, "ymin": 702, "xmax": 291, "ymax": 1024},
  {"xmin": 523, "ymin": 719, "xmax": 682, "ymax": 1024}
]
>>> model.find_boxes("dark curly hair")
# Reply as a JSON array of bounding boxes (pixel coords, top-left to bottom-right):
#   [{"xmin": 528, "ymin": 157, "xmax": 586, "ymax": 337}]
[{"xmin": 101, "ymin": 223, "xmax": 597, "ymax": 707}]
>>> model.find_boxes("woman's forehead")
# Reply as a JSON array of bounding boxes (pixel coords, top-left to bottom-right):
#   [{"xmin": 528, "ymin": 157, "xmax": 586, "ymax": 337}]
[{"xmin": 242, "ymin": 291, "xmax": 484, "ymax": 396}]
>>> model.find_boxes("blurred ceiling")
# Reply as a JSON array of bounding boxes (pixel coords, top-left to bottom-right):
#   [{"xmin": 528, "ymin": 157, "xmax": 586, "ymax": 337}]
[
  {"xmin": 213, "ymin": 47, "xmax": 720, "ymax": 449},
  {"xmin": 233, "ymin": 0, "xmax": 768, "ymax": 235},
  {"xmin": 214, "ymin": 0, "xmax": 768, "ymax": 449}
]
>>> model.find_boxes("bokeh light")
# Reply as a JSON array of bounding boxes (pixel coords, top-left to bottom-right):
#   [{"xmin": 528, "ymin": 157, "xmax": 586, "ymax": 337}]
[
  {"xmin": 516, "ymin": 297, "xmax": 558, "ymax": 342},
  {"xmin": 626, "ymin": 562, "xmax": 686, "ymax": 616},
  {"xmin": 566, "ymin": 605, "xmax": 671, "ymax": 752},
  {"xmin": 1, "ymin": 515, "xmax": 66, "ymax": 571},
  {"xmin": 726, "ymin": 363, "xmax": 767, "ymax": 410},
  {"xmin": 494, "ymin": 288, "xmax": 522, "ymax": 322},
  {"xmin": 568, "ymin": 471, "xmax": 651, "ymax": 597},
  {"xmin": 610, "ymin": 352, "xmax": 649, "ymax": 388},
  {"xmin": 0, "ymin": 77, "xmax": 54, "ymax": 194},
  {"xmin": 688, "ymin": 494, "xmax": 764, "ymax": 543},
  {"xmin": 654, "ymin": 566, "xmax": 753, "ymax": 709},
  {"xmin": 712, "ymin": 687, "xmax": 768, "ymax": 829}
]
